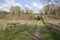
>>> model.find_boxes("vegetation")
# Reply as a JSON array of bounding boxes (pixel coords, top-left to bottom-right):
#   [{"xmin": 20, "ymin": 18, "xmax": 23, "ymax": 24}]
[
  {"xmin": 0, "ymin": 0, "xmax": 60, "ymax": 40},
  {"xmin": 41, "ymin": 24, "xmax": 60, "ymax": 40},
  {"xmin": 40, "ymin": 15, "xmax": 60, "ymax": 40},
  {"xmin": 29, "ymin": 13, "xmax": 36, "ymax": 20},
  {"xmin": 43, "ymin": 4, "xmax": 60, "ymax": 15},
  {"xmin": 0, "ymin": 24, "xmax": 36, "ymax": 40}
]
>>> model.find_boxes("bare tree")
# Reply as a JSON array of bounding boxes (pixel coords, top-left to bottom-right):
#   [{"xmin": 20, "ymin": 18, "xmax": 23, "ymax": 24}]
[{"xmin": 10, "ymin": 5, "xmax": 21, "ymax": 15}]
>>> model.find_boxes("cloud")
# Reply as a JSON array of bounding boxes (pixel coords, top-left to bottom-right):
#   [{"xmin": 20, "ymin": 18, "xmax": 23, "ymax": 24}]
[
  {"xmin": 12, "ymin": 3, "xmax": 22, "ymax": 7},
  {"xmin": 5, "ymin": 0, "xmax": 15, "ymax": 4},
  {"xmin": 0, "ymin": 5, "xmax": 9, "ymax": 11},
  {"xmin": 32, "ymin": 2, "xmax": 43, "ymax": 9},
  {"xmin": 5, "ymin": 0, "xmax": 22, "ymax": 7},
  {"xmin": 24, "ymin": 2, "xmax": 44, "ymax": 13},
  {"xmin": 25, "ymin": 4, "xmax": 32, "ymax": 9},
  {"xmin": 0, "ymin": 0, "xmax": 22, "ymax": 12},
  {"xmin": 24, "ymin": 2, "xmax": 44, "ymax": 11}
]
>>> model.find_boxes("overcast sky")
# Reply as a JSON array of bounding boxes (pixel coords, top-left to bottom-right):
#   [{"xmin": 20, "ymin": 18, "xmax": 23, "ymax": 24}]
[{"xmin": 0, "ymin": 0, "xmax": 60, "ymax": 13}]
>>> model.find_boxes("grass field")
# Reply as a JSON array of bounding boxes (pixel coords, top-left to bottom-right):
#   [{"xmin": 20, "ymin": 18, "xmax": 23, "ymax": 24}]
[
  {"xmin": 40, "ymin": 20, "xmax": 60, "ymax": 40},
  {"xmin": 0, "ymin": 18, "xmax": 60, "ymax": 40},
  {"xmin": 0, "ymin": 24, "xmax": 36, "ymax": 40},
  {"xmin": 0, "ymin": 20, "xmax": 40, "ymax": 40}
]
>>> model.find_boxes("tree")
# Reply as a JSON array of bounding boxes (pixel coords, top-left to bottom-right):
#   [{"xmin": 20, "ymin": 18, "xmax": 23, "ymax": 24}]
[
  {"xmin": 43, "ymin": 4, "xmax": 49, "ymax": 15},
  {"xmin": 55, "ymin": 6, "xmax": 60, "ymax": 15},
  {"xmin": 41, "ymin": 0, "xmax": 60, "ymax": 15},
  {"xmin": 24, "ymin": 7, "xmax": 33, "ymax": 14},
  {"xmin": 43, "ymin": 3, "xmax": 60, "ymax": 15},
  {"xmin": 10, "ymin": 5, "xmax": 21, "ymax": 15}
]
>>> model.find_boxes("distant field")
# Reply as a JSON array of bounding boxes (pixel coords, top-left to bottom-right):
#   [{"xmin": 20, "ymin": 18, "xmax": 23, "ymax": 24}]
[
  {"xmin": 0, "ymin": 20, "xmax": 38, "ymax": 30},
  {"xmin": 42, "ymin": 15, "xmax": 60, "ymax": 26}
]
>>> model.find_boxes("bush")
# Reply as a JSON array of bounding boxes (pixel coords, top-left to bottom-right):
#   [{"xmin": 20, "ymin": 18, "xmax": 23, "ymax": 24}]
[{"xmin": 29, "ymin": 14, "xmax": 36, "ymax": 20}]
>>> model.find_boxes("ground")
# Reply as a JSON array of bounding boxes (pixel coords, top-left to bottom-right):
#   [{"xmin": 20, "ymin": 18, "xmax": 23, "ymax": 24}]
[
  {"xmin": 0, "ymin": 15, "xmax": 60, "ymax": 40},
  {"xmin": 0, "ymin": 20, "xmax": 42, "ymax": 40}
]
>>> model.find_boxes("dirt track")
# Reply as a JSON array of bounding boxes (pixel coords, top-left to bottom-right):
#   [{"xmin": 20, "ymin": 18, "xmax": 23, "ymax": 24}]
[{"xmin": 27, "ymin": 21, "xmax": 43, "ymax": 40}]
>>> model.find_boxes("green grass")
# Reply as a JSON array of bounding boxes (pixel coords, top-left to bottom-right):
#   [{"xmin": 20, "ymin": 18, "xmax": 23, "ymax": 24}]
[
  {"xmin": 41, "ymin": 25, "xmax": 60, "ymax": 40},
  {"xmin": 0, "ymin": 24, "xmax": 36, "ymax": 40}
]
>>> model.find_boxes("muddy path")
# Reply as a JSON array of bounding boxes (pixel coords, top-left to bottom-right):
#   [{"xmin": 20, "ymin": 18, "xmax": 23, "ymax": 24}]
[{"xmin": 27, "ymin": 21, "xmax": 43, "ymax": 40}]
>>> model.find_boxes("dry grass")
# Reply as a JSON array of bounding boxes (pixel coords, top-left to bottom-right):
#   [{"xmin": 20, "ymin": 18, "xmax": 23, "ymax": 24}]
[
  {"xmin": 42, "ymin": 15, "xmax": 60, "ymax": 26},
  {"xmin": 0, "ymin": 20, "xmax": 39, "ymax": 30}
]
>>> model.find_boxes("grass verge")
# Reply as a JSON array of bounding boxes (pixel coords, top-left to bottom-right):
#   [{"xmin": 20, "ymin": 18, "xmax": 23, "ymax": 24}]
[
  {"xmin": 0, "ymin": 24, "xmax": 36, "ymax": 40},
  {"xmin": 41, "ymin": 24, "xmax": 60, "ymax": 40}
]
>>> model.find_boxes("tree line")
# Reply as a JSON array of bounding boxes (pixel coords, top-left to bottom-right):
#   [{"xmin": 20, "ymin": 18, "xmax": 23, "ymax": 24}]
[{"xmin": 42, "ymin": 0, "xmax": 60, "ymax": 15}]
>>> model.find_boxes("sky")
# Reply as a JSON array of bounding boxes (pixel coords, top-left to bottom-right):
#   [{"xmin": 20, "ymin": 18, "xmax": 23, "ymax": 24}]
[{"xmin": 0, "ymin": 0, "xmax": 60, "ymax": 13}]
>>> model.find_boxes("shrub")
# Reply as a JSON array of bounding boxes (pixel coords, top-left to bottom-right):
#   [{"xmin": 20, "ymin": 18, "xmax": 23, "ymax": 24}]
[{"xmin": 29, "ymin": 14, "xmax": 36, "ymax": 20}]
